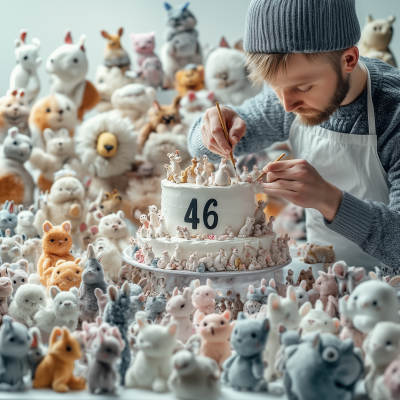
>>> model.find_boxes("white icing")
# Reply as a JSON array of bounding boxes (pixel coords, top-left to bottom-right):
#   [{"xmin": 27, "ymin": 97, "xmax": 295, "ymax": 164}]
[{"xmin": 161, "ymin": 179, "xmax": 255, "ymax": 237}]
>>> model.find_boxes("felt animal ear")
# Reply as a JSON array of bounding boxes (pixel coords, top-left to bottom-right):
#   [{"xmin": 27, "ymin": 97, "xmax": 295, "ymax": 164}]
[
  {"xmin": 353, "ymin": 268, "xmax": 366, "ymax": 283},
  {"xmin": 29, "ymin": 327, "xmax": 42, "ymax": 348},
  {"xmin": 138, "ymin": 278, "xmax": 147, "ymax": 288},
  {"xmin": 390, "ymin": 276, "xmax": 400, "ymax": 287},
  {"xmin": 278, "ymin": 324, "xmax": 286, "ymax": 334},
  {"xmin": 7, "ymin": 269, "xmax": 15, "ymax": 278},
  {"xmin": 94, "ymin": 288, "xmax": 105, "ymax": 300},
  {"xmin": 317, "ymin": 271, "xmax": 327, "ymax": 277},
  {"xmin": 181, "ymin": 2, "xmax": 189, "ymax": 10},
  {"xmin": 138, "ymin": 293, "xmax": 145, "ymax": 302},
  {"xmin": 197, "ymin": 312, "xmax": 205, "ymax": 323},
  {"xmin": 172, "ymin": 95, "xmax": 182, "ymax": 109},
  {"xmin": 312, "ymin": 333, "xmax": 321, "ymax": 350},
  {"xmin": 206, "ymin": 279, "xmax": 213, "ymax": 288},
  {"xmin": 117, "ymin": 27, "xmax": 124, "ymax": 37},
  {"xmin": 164, "ymin": 2, "xmax": 172, "ymax": 10},
  {"xmin": 59, "ymin": 128, "xmax": 70, "ymax": 138},
  {"xmin": 2, "ymin": 315, "xmax": 12, "ymax": 329},
  {"xmin": 182, "ymin": 287, "xmax": 191, "ymax": 299},
  {"xmin": 315, "ymin": 300, "xmax": 324, "ymax": 311},
  {"xmin": 7, "ymin": 200, "xmax": 15, "ymax": 215},
  {"xmin": 248, "ymin": 285, "xmax": 254, "ymax": 294},
  {"xmin": 388, "ymin": 15, "xmax": 396, "ymax": 23},
  {"xmin": 367, "ymin": 14, "xmax": 374, "ymax": 23},
  {"xmin": 300, "ymin": 280, "xmax": 307, "ymax": 290},
  {"xmin": 152, "ymin": 100, "xmax": 162, "ymax": 113},
  {"xmin": 43, "ymin": 267, "xmax": 54, "ymax": 277},
  {"xmin": 238, "ymin": 312, "xmax": 246, "ymax": 321},
  {"xmin": 269, "ymin": 293, "xmax": 280, "ymax": 310},
  {"xmin": 287, "ymin": 286, "xmax": 297, "ymax": 303},
  {"xmin": 17, "ymin": 259, "xmax": 29, "ymax": 273},
  {"xmin": 18, "ymin": 205, "xmax": 24, "ymax": 212},
  {"xmin": 50, "ymin": 285, "xmax": 62, "ymax": 300},
  {"xmin": 74, "ymin": 258, "xmax": 82, "ymax": 265},
  {"xmin": 136, "ymin": 311, "xmax": 148, "ymax": 329},
  {"xmin": 108, "ymin": 285, "xmax": 119, "ymax": 302},
  {"xmin": 168, "ymin": 321, "xmax": 179, "ymax": 336},
  {"xmin": 55, "ymin": 260, "xmax": 65, "ymax": 267},
  {"xmin": 368, "ymin": 271, "xmax": 377, "ymax": 280},
  {"xmin": 61, "ymin": 327, "xmax": 71, "ymax": 344},
  {"xmin": 79, "ymin": 35, "xmax": 86, "ymax": 52},
  {"xmin": 299, "ymin": 301, "xmax": 312, "ymax": 317},
  {"xmin": 333, "ymin": 318, "xmax": 341, "ymax": 333},
  {"xmin": 98, "ymin": 329, "xmax": 105, "ymax": 344},
  {"xmin": 29, "ymin": 205, "xmax": 35, "ymax": 212},
  {"xmin": 220, "ymin": 37, "xmax": 230, "ymax": 48},
  {"xmin": 64, "ymin": 30, "xmax": 73, "ymax": 44},
  {"xmin": 43, "ymin": 128, "xmax": 55, "ymax": 142},
  {"xmin": 207, "ymin": 91, "xmax": 214, "ymax": 101},
  {"xmin": 172, "ymin": 287, "xmax": 179, "ymax": 296},
  {"xmin": 260, "ymin": 286, "xmax": 267, "ymax": 294},
  {"xmin": 222, "ymin": 310, "xmax": 231, "ymax": 320},
  {"xmin": 101, "ymin": 30, "xmax": 111, "ymax": 39},
  {"xmin": 263, "ymin": 318, "xmax": 270, "ymax": 333},
  {"xmin": 332, "ymin": 261, "xmax": 348, "ymax": 279},
  {"xmin": 13, "ymin": 235, "xmax": 22, "ymax": 244},
  {"xmin": 79, "ymin": 223, "xmax": 88, "ymax": 233},
  {"xmin": 117, "ymin": 210, "xmax": 125, "ymax": 219},
  {"xmin": 95, "ymin": 211, "xmax": 104, "ymax": 221},
  {"xmin": 69, "ymin": 287, "xmax": 79, "ymax": 299},
  {"xmin": 122, "ymin": 281, "xmax": 130, "ymax": 297},
  {"xmin": 187, "ymin": 91, "xmax": 196, "ymax": 102},
  {"xmin": 87, "ymin": 244, "xmax": 95, "ymax": 259},
  {"xmin": 61, "ymin": 221, "xmax": 71, "ymax": 233},
  {"xmin": 193, "ymin": 279, "xmax": 200, "ymax": 288},
  {"xmin": 90, "ymin": 226, "xmax": 99, "ymax": 234}
]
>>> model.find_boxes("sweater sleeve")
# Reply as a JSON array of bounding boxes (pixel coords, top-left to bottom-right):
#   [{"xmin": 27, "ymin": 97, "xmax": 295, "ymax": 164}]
[{"xmin": 187, "ymin": 86, "xmax": 296, "ymax": 162}]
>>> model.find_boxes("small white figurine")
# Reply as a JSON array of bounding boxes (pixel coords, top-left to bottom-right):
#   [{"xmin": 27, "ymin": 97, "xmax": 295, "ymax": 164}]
[
  {"xmin": 209, "ymin": 172, "xmax": 215, "ymax": 185},
  {"xmin": 198, "ymin": 253, "xmax": 213, "ymax": 271},
  {"xmin": 228, "ymin": 247, "xmax": 240, "ymax": 270},
  {"xmin": 176, "ymin": 226, "xmax": 184, "ymax": 238},
  {"xmin": 270, "ymin": 240, "xmax": 284, "ymax": 265},
  {"xmin": 187, "ymin": 252, "xmax": 199, "ymax": 271},
  {"xmin": 148, "ymin": 205, "xmax": 159, "ymax": 228},
  {"xmin": 248, "ymin": 255, "xmax": 261, "ymax": 271},
  {"xmin": 266, "ymin": 216, "xmax": 275, "ymax": 233},
  {"xmin": 194, "ymin": 165, "xmax": 208, "ymax": 186},
  {"xmin": 182, "ymin": 227, "xmax": 191, "ymax": 240},
  {"xmin": 201, "ymin": 155, "xmax": 209, "ymax": 181},
  {"xmin": 253, "ymin": 224, "xmax": 263, "ymax": 237},
  {"xmin": 213, "ymin": 161, "xmax": 230, "ymax": 187},
  {"xmin": 156, "ymin": 216, "xmax": 168, "ymax": 238},
  {"xmin": 147, "ymin": 224, "xmax": 156, "ymax": 239},
  {"xmin": 157, "ymin": 250, "xmax": 170, "ymax": 269},
  {"xmin": 166, "ymin": 245, "xmax": 183, "ymax": 270},
  {"xmin": 144, "ymin": 246, "xmax": 155, "ymax": 265},
  {"xmin": 249, "ymin": 165, "xmax": 260, "ymax": 181},
  {"xmin": 212, "ymin": 249, "xmax": 227, "ymax": 271},
  {"xmin": 254, "ymin": 200, "xmax": 268, "ymax": 225},
  {"xmin": 240, "ymin": 166, "xmax": 249, "ymax": 181},
  {"xmin": 167, "ymin": 150, "xmax": 182, "ymax": 178},
  {"xmin": 140, "ymin": 214, "xmax": 150, "ymax": 229},
  {"xmin": 187, "ymin": 169, "xmax": 196, "ymax": 184},
  {"xmin": 238, "ymin": 217, "xmax": 255, "ymax": 238},
  {"xmin": 172, "ymin": 173, "xmax": 181, "ymax": 184},
  {"xmin": 164, "ymin": 164, "xmax": 172, "ymax": 179}
]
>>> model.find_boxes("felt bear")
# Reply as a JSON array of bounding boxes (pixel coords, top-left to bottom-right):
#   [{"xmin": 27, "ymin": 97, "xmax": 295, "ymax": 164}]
[
  {"xmin": 198, "ymin": 310, "xmax": 233, "ymax": 369},
  {"xmin": 9, "ymin": 30, "xmax": 41, "ymax": 104},
  {"xmin": 100, "ymin": 27, "xmax": 131, "ymax": 71},
  {"xmin": 313, "ymin": 267, "xmax": 339, "ymax": 318},
  {"xmin": 138, "ymin": 95, "xmax": 182, "ymax": 150},
  {"xmin": 162, "ymin": 287, "xmax": 195, "ymax": 343},
  {"xmin": 15, "ymin": 204, "xmax": 37, "ymax": 239},
  {"xmin": 36, "ymin": 221, "xmax": 74, "ymax": 286},
  {"xmin": 283, "ymin": 332, "xmax": 364, "ymax": 400},
  {"xmin": 79, "ymin": 244, "xmax": 108, "ymax": 323},
  {"xmin": 103, "ymin": 282, "xmax": 131, "ymax": 385},
  {"xmin": 0, "ymin": 315, "xmax": 32, "ymax": 391},
  {"xmin": 0, "ymin": 127, "xmax": 34, "ymax": 206},
  {"xmin": 175, "ymin": 64, "xmax": 205, "ymax": 96},
  {"xmin": 0, "ymin": 89, "xmax": 30, "ymax": 142},
  {"xmin": 34, "ymin": 175, "xmax": 87, "ymax": 237},
  {"xmin": 110, "ymin": 83, "xmax": 156, "ymax": 130},
  {"xmin": 33, "ymin": 326, "xmax": 86, "ymax": 392},
  {"xmin": 130, "ymin": 31, "xmax": 157, "ymax": 74},
  {"xmin": 192, "ymin": 278, "xmax": 220, "ymax": 328},
  {"xmin": 8, "ymin": 283, "xmax": 46, "ymax": 327},
  {"xmin": 35, "ymin": 286, "xmax": 80, "ymax": 334},
  {"xmin": 6, "ymin": 259, "xmax": 29, "ymax": 294},
  {"xmin": 0, "ymin": 201, "xmax": 18, "ymax": 237},
  {"xmin": 363, "ymin": 321, "xmax": 400, "ymax": 397},
  {"xmin": 222, "ymin": 312, "xmax": 269, "ymax": 391},
  {"xmin": 87, "ymin": 329, "xmax": 124, "ymax": 394},
  {"xmin": 359, "ymin": 15, "xmax": 397, "ymax": 67},
  {"xmin": 0, "ymin": 277, "xmax": 13, "ymax": 324},
  {"xmin": 46, "ymin": 31, "xmax": 100, "ymax": 120},
  {"xmin": 44, "ymin": 258, "xmax": 82, "ymax": 291},
  {"xmin": 168, "ymin": 350, "xmax": 221, "ymax": 400},
  {"xmin": 75, "ymin": 111, "xmax": 137, "ymax": 200},
  {"xmin": 27, "ymin": 327, "xmax": 47, "ymax": 379},
  {"xmin": 205, "ymin": 47, "xmax": 261, "ymax": 106},
  {"xmin": 125, "ymin": 311, "xmax": 179, "ymax": 392},
  {"xmin": 299, "ymin": 299, "xmax": 340, "ymax": 336},
  {"xmin": 179, "ymin": 89, "xmax": 214, "ymax": 129},
  {"xmin": 29, "ymin": 128, "xmax": 79, "ymax": 192},
  {"xmin": 340, "ymin": 279, "xmax": 400, "ymax": 334},
  {"xmin": 29, "ymin": 92, "xmax": 77, "ymax": 148}
]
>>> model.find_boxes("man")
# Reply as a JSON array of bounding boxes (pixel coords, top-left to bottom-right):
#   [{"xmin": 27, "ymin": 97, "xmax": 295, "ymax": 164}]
[{"xmin": 188, "ymin": 0, "xmax": 400, "ymax": 269}]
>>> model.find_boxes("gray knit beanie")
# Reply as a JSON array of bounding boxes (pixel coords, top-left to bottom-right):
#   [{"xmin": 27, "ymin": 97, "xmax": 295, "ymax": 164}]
[{"xmin": 244, "ymin": 0, "xmax": 361, "ymax": 54}]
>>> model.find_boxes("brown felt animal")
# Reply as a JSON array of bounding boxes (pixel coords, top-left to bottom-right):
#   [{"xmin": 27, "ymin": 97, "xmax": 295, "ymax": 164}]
[
  {"xmin": 44, "ymin": 258, "xmax": 82, "ymax": 291},
  {"xmin": 33, "ymin": 326, "xmax": 86, "ymax": 392},
  {"xmin": 101, "ymin": 28, "xmax": 131, "ymax": 71},
  {"xmin": 175, "ymin": 64, "xmax": 205, "ymax": 96},
  {"xmin": 296, "ymin": 266, "xmax": 315, "ymax": 291},
  {"xmin": 138, "ymin": 95, "xmax": 181, "ymax": 150},
  {"xmin": 37, "ymin": 221, "xmax": 74, "ymax": 286}
]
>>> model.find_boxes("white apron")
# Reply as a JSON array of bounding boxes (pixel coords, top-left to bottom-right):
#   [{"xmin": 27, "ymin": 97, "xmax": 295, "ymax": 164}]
[{"xmin": 288, "ymin": 62, "xmax": 390, "ymax": 270}]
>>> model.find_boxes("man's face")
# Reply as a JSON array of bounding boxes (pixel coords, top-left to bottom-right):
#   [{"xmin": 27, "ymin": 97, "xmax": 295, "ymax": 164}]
[{"xmin": 270, "ymin": 53, "xmax": 350, "ymax": 126}]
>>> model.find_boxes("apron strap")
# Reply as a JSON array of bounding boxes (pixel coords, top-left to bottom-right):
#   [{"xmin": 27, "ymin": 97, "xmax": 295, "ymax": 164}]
[{"xmin": 360, "ymin": 60, "xmax": 376, "ymax": 136}]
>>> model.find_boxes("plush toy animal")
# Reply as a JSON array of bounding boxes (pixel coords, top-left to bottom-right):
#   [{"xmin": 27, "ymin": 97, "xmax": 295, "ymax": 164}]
[
  {"xmin": 15, "ymin": 205, "xmax": 37, "ymax": 239},
  {"xmin": 125, "ymin": 311, "xmax": 179, "ymax": 392},
  {"xmin": 47, "ymin": 31, "xmax": 100, "ymax": 120},
  {"xmin": 359, "ymin": 15, "xmax": 397, "ymax": 67},
  {"xmin": 90, "ymin": 237, "xmax": 121, "ymax": 283},
  {"xmin": 222, "ymin": 312, "xmax": 269, "ymax": 391},
  {"xmin": 44, "ymin": 258, "xmax": 82, "ymax": 291},
  {"xmin": 168, "ymin": 350, "xmax": 221, "ymax": 400},
  {"xmin": 175, "ymin": 64, "xmax": 205, "ymax": 96},
  {"xmin": 339, "ymin": 279, "xmax": 400, "ymax": 334},
  {"xmin": 34, "ymin": 286, "xmax": 80, "ymax": 333},
  {"xmin": 283, "ymin": 332, "xmax": 363, "ymax": 400},
  {"xmin": 0, "ymin": 127, "xmax": 34, "ymax": 205},
  {"xmin": 33, "ymin": 326, "xmax": 86, "ymax": 392},
  {"xmin": 10, "ymin": 30, "xmax": 41, "ymax": 104},
  {"xmin": 100, "ymin": 27, "xmax": 131, "ymax": 71},
  {"xmin": 0, "ymin": 230, "xmax": 22, "ymax": 263},
  {"xmin": 130, "ymin": 31, "xmax": 158, "ymax": 73},
  {"xmin": 205, "ymin": 47, "xmax": 261, "ymax": 106},
  {"xmin": 95, "ymin": 210, "xmax": 130, "ymax": 252},
  {"xmin": 293, "ymin": 280, "xmax": 310, "ymax": 308},
  {"xmin": 7, "ymin": 259, "xmax": 29, "ymax": 294},
  {"xmin": 295, "ymin": 266, "xmax": 315, "ymax": 291},
  {"xmin": 0, "ymin": 202, "xmax": 17, "ymax": 237},
  {"xmin": 87, "ymin": 329, "xmax": 124, "ymax": 394},
  {"xmin": 21, "ymin": 237, "xmax": 42, "ymax": 272},
  {"xmin": 192, "ymin": 278, "xmax": 220, "ymax": 327},
  {"xmin": 29, "ymin": 92, "xmax": 78, "ymax": 148},
  {"xmin": 0, "ymin": 89, "xmax": 30, "ymax": 142},
  {"xmin": 179, "ymin": 89, "xmax": 214, "ymax": 128},
  {"xmin": 303, "ymin": 243, "xmax": 336, "ymax": 270},
  {"xmin": 8, "ymin": 283, "xmax": 46, "ymax": 327},
  {"xmin": 110, "ymin": 83, "xmax": 156, "ymax": 130},
  {"xmin": 313, "ymin": 267, "xmax": 339, "ymax": 318},
  {"xmin": 36, "ymin": 221, "xmax": 74, "ymax": 286},
  {"xmin": 243, "ymin": 278, "xmax": 277, "ymax": 314},
  {"xmin": 0, "ymin": 277, "xmax": 13, "ymax": 323},
  {"xmin": 141, "ymin": 56, "xmax": 164, "ymax": 89},
  {"xmin": 384, "ymin": 357, "xmax": 400, "ymax": 400},
  {"xmin": 138, "ymin": 95, "xmax": 182, "ymax": 150},
  {"xmin": 103, "ymin": 282, "xmax": 131, "ymax": 385},
  {"xmin": 27, "ymin": 327, "xmax": 47, "ymax": 379},
  {"xmin": 198, "ymin": 310, "xmax": 233, "ymax": 368},
  {"xmin": 0, "ymin": 315, "xmax": 32, "ymax": 391},
  {"xmin": 331, "ymin": 260, "xmax": 365, "ymax": 297},
  {"xmin": 79, "ymin": 244, "xmax": 108, "ymax": 323}
]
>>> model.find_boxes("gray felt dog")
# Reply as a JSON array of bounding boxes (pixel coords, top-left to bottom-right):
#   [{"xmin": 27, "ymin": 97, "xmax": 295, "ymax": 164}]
[
  {"xmin": 0, "ymin": 201, "xmax": 18, "ymax": 237},
  {"xmin": 222, "ymin": 312, "xmax": 270, "ymax": 391},
  {"xmin": 103, "ymin": 281, "xmax": 131, "ymax": 385},
  {"xmin": 283, "ymin": 332, "xmax": 364, "ymax": 400},
  {"xmin": 0, "ymin": 315, "xmax": 32, "ymax": 391},
  {"xmin": 87, "ymin": 329, "xmax": 123, "ymax": 394},
  {"xmin": 79, "ymin": 244, "xmax": 108, "ymax": 323},
  {"xmin": 332, "ymin": 260, "xmax": 366, "ymax": 297},
  {"xmin": 144, "ymin": 292, "xmax": 167, "ymax": 323}
]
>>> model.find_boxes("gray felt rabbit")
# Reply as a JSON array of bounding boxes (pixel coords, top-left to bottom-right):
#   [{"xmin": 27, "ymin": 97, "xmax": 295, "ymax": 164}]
[
  {"xmin": 0, "ymin": 315, "xmax": 32, "ymax": 391},
  {"xmin": 103, "ymin": 281, "xmax": 131, "ymax": 385},
  {"xmin": 79, "ymin": 244, "xmax": 108, "ymax": 323},
  {"xmin": 0, "ymin": 201, "xmax": 18, "ymax": 237},
  {"xmin": 27, "ymin": 327, "xmax": 47, "ymax": 379},
  {"xmin": 87, "ymin": 329, "xmax": 124, "ymax": 394}
]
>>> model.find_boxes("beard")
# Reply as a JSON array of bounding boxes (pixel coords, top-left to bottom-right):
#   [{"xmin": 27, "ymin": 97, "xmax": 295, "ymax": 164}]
[{"xmin": 290, "ymin": 71, "xmax": 351, "ymax": 127}]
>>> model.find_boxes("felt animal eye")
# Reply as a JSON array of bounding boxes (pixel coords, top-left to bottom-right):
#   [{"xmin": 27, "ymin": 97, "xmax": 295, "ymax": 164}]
[
  {"xmin": 46, "ymin": 108, "xmax": 51, "ymax": 112},
  {"xmin": 387, "ymin": 341, "xmax": 392, "ymax": 346},
  {"xmin": 251, "ymin": 333, "xmax": 257, "ymax": 338},
  {"xmin": 36, "ymin": 351, "xmax": 41, "ymax": 356},
  {"xmin": 299, "ymin": 295, "xmax": 303, "ymax": 298},
  {"xmin": 73, "ymin": 58, "xmax": 78, "ymax": 63},
  {"xmin": 373, "ymin": 301, "xmax": 378, "ymax": 306},
  {"xmin": 203, "ymin": 322, "xmax": 207, "ymax": 326},
  {"xmin": 206, "ymin": 293, "xmax": 209, "ymax": 296},
  {"xmin": 23, "ymin": 55, "xmax": 28, "ymax": 60},
  {"xmin": 221, "ymin": 321, "xmax": 224, "ymax": 325},
  {"xmin": 180, "ymin": 304, "xmax": 185, "ymax": 308},
  {"xmin": 66, "ymin": 106, "xmax": 70, "ymax": 111},
  {"xmin": 25, "ymin": 299, "xmax": 28, "ymax": 302},
  {"xmin": 105, "ymin": 223, "xmax": 109, "ymax": 226},
  {"xmin": 65, "ymin": 238, "xmax": 68, "ymax": 241},
  {"xmin": 309, "ymin": 277, "xmax": 312, "ymax": 280},
  {"xmin": 76, "ymin": 271, "xmax": 80, "ymax": 274},
  {"xmin": 100, "ymin": 205, "xmax": 104, "ymax": 209},
  {"xmin": 9, "ymin": 337, "xmax": 14, "ymax": 342},
  {"xmin": 97, "ymin": 268, "xmax": 100, "ymax": 271},
  {"xmin": 118, "ymin": 222, "xmax": 121, "ymax": 225},
  {"xmin": 59, "ymin": 188, "xmax": 62, "ymax": 191},
  {"xmin": 21, "ymin": 279, "xmax": 25, "ymax": 282},
  {"xmin": 13, "ymin": 280, "xmax": 16, "ymax": 284},
  {"xmin": 57, "ymin": 271, "xmax": 60, "ymax": 274},
  {"xmin": 40, "ymin": 298, "xmax": 42, "ymax": 300},
  {"xmin": 106, "ymin": 348, "xmax": 112, "ymax": 353},
  {"xmin": 322, "ymin": 347, "xmax": 339, "ymax": 363},
  {"xmin": 354, "ymin": 296, "xmax": 358, "ymax": 300},
  {"xmin": 7, "ymin": 104, "xmax": 11, "ymax": 107},
  {"xmin": 60, "ymin": 302, "xmax": 62, "ymax": 305},
  {"xmin": 50, "ymin": 239, "xmax": 55, "ymax": 242},
  {"xmin": 20, "ymin": 102, "xmax": 24, "ymax": 106},
  {"xmin": 13, "ymin": 141, "xmax": 17, "ymax": 146},
  {"xmin": 66, "ymin": 346, "xmax": 71, "ymax": 352},
  {"xmin": 393, "ymin": 368, "xmax": 398, "ymax": 374}
]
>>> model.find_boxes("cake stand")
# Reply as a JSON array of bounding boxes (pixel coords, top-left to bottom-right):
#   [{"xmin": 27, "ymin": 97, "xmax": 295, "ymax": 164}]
[{"xmin": 122, "ymin": 246, "xmax": 291, "ymax": 299}]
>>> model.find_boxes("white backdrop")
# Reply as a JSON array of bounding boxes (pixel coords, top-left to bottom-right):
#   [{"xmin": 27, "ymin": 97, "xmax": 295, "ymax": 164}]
[{"xmin": 0, "ymin": 0, "xmax": 399, "ymax": 98}]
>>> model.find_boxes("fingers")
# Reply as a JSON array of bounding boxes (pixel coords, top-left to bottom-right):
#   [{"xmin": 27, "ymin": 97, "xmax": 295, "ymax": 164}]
[
  {"xmin": 263, "ymin": 180, "xmax": 295, "ymax": 192},
  {"xmin": 267, "ymin": 170, "xmax": 295, "ymax": 183},
  {"xmin": 228, "ymin": 115, "xmax": 246, "ymax": 146},
  {"xmin": 208, "ymin": 109, "xmax": 232, "ymax": 154},
  {"xmin": 208, "ymin": 143, "xmax": 227, "ymax": 157},
  {"xmin": 262, "ymin": 159, "xmax": 307, "ymax": 173}
]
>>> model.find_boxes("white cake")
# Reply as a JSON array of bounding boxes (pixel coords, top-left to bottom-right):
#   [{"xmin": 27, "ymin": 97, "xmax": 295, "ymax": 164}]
[{"xmin": 136, "ymin": 177, "xmax": 290, "ymax": 272}]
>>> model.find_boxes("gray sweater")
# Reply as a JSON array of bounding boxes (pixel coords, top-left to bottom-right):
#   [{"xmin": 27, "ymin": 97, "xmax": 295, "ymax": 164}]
[{"xmin": 188, "ymin": 57, "xmax": 400, "ymax": 268}]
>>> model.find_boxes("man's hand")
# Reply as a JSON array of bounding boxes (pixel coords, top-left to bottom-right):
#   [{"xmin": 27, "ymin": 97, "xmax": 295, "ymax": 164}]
[
  {"xmin": 201, "ymin": 106, "xmax": 246, "ymax": 156},
  {"xmin": 262, "ymin": 159, "xmax": 343, "ymax": 222}
]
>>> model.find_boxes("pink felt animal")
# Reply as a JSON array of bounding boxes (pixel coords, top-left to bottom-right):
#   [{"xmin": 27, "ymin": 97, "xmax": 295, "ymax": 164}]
[
  {"xmin": 339, "ymin": 313, "xmax": 367, "ymax": 350},
  {"xmin": 313, "ymin": 267, "xmax": 338, "ymax": 318},
  {"xmin": 162, "ymin": 287, "xmax": 195, "ymax": 343},
  {"xmin": 384, "ymin": 357, "xmax": 400, "ymax": 400},
  {"xmin": 192, "ymin": 279, "xmax": 220, "ymax": 328},
  {"xmin": 130, "ymin": 32, "xmax": 157, "ymax": 73},
  {"xmin": 0, "ymin": 277, "xmax": 13, "ymax": 324},
  {"xmin": 198, "ymin": 310, "xmax": 234, "ymax": 369}
]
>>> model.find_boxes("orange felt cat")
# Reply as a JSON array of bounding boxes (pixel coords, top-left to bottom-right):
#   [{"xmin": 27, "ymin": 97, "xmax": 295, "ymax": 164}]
[
  {"xmin": 37, "ymin": 221, "xmax": 74, "ymax": 286},
  {"xmin": 44, "ymin": 258, "xmax": 82, "ymax": 291},
  {"xmin": 175, "ymin": 64, "xmax": 205, "ymax": 96},
  {"xmin": 33, "ymin": 326, "xmax": 86, "ymax": 392}
]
